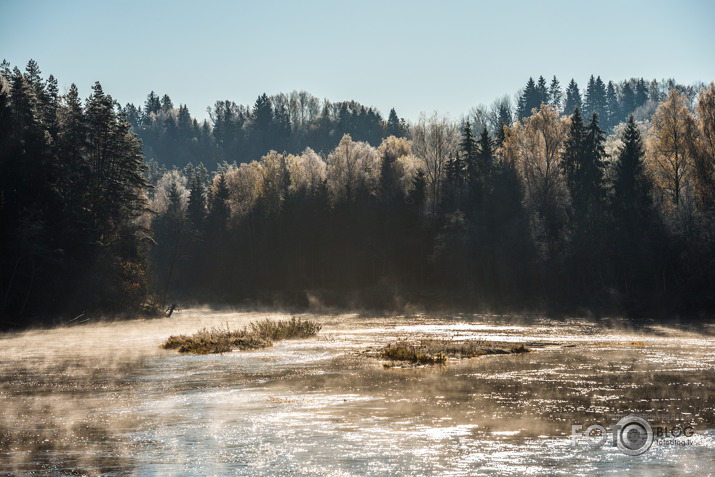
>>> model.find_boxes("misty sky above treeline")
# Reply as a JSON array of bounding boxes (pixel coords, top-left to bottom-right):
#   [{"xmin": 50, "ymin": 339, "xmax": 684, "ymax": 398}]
[{"xmin": 1, "ymin": 59, "xmax": 714, "ymax": 326}]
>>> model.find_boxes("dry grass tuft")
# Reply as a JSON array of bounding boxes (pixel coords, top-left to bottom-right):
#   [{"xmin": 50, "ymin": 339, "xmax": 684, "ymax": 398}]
[
  {"xmin": 380, "ymin": 340, "xmax": 447, "ymax": 365},
  {"xmin": 161, "ymin": 317, "xmax": 321, "ymax": 354},
  {"xmin": 510, "ymin": 343, "xmax": 529, "ymax": 353},
  {"xmin": 379, "ymin": 339, "xmax": 530, "ymax": 365}
]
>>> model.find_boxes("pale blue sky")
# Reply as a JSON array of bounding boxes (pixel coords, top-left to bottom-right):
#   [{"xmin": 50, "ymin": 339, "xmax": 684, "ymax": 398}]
[{"xmin": 2, "ymin": 0, "xmax": 714, "ymax": 123}]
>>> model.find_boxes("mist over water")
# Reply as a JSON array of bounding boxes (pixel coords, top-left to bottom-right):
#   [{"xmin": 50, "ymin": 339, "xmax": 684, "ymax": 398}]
[{"xmin": 1, "ymin": 310, "xmax": 713, "ymax": 475}]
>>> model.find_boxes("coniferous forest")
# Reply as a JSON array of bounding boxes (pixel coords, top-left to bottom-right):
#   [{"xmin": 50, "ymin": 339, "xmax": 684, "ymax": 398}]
[{"xmin": 2, "ymin": 62, "xmax": 714, "ymax": 327}]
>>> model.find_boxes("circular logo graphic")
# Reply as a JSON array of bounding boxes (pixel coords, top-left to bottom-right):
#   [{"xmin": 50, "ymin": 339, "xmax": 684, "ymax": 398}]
[{"xmin": 616, "ymin": 415, "xmax": 653, "ymax": 456}]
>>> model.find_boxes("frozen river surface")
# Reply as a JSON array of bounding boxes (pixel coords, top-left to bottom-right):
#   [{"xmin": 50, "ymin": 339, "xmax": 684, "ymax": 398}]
[{"xmin": 1, "ymin": 309, "xmax": 713, "ymax": 475}]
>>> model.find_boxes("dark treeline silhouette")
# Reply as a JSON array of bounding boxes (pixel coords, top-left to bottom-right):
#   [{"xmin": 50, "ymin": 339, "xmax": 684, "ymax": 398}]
[
  {"xmin": 124, "ymin": 90, "xmax": 409, "ymax": 172},
  {"xmin": 130, "ymin": 74, "xmax": 700, "ymax": 176},
  {"xmin": 0, "ymin": 60, "xmax": 154, "ymax": 326},
  {"xmin": 2, "ymin": 60, "xmax": 714, "ymax": 328},
  {"xmin": 516, "ymin": 74, "xmax": 705, "ymax": 133},
  {"xmin": 150, "ymin": 97, "xmax": 715, "ymax": 318}
]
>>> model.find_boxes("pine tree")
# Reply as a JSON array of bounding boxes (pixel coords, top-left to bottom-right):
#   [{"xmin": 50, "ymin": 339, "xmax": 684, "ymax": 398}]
[
  {"xmin": 564, "ymin": 110, "xmax": 606, "ymax": 224},
  {"xmin": 635, "ymin": 78, "xmax": 649, "ymax": 109},
  {"xmin": 562, "ymin": 107, "xmax": 587, "ymax": 204},
  {"xmin": 476, "ymin": 127, "xmax": 494, "ymax": 182},
  {"xmin": 251, "ymin": 93, "xmax": 274, "ymax": 155},
  {"xmin": 164, "ymin": 113, "xmax": 177, "ymax": 139},
  {"xmin": 123, "ymin": 103, "xmax": 142, "ymax": 130},
  {"xmin": 536, "ymin": 75, "xmax": 549, "ymax": 105},
  {"xmin": 495, "ymin": 101, "xmax": 512, "ymax": 147},
  {"xmin": 583, "ymin": 75, "xmax": 597, "ymax": 116},
  {"xmin": 144, "ymin": 91, "xmax": 161, "ymax": 116},
  {"xmin": 7, "ymin": 66, "xmax": 51, "ymax": 216},
  {"xmin": 5, "ymin": 65, "xmax": 48, "ymax": 220},
  {"xmin": 0, "ymin": 59, "xmax": 11, "ymax": 79},
  {"xmin": 461, "ymin": 120, "xmax": 478, "ymax": 182},
  {"xmin": 549, "ymin": 76, "xmax": 563, "ymax": 112},
  {"xmin": 517, "ymin": 77, "xmax": 541, "ymax": 120},
  {"xmin": 2, "ymin": 64, "xmax": 57, "ymax": 319},
  {"xmin": 177, "ymin": 104, "xmax": 192, "ymax": 138},
  {"xmin": 208, "ymin": 173, "xmax": 230, "ymax": 233},
  {"xmin": 581, "ymin": 112, "xmax": 607, "ymax": 217},
  {"xmin": 563, "ymin": 79, "xmax": 582, "ymax": 116},
  {"xmin": 583, "ymin": 75, "xmax": 607, "ymax": 122},
  {"xmin": 621, "ymin": 82, "xmax": 636, "ymax": 120},
  {"xmin": 57, "ymin": 83, "xmax": 88, "ymax": 209},
  {"xmin": 610, "ymin": 115, "xmax": 657, "ymax": 306},
  {"xmin": 443, "ymin": 154, "xmax": 462, "ymax": 211},
  {"xmin": 194, "ymin": 162, "xmax": 209, "ymax": 187},
  {"xmin": 594, "ymin": 76, "xmax": 607, "ymax": 119},
  {"xmin": 408, "ymin": 169, "xmax": 427, "ymax": 214},
  {"xmin": 387, "ymin": 108, "xmax": 403, "ymax": 137},
  {"xmin": 612, "ymin": 115, "xmax": 651, "ymax": 222},
  {"xmin": 23, "ymin": 59, "xmax": 44, "ymax": 104},
  {"xmin": 649, "ymin": 79, "xmax": 662, "ymax": 104},
  {"xmin": 160, "ymin": 94, "xmax": 173, "ymax": 112},
  {"xmin": 252, "ymin": 93, "xmax": 273, "ymax": 131},
  {"xmin": 44, "ymin": 75, "xmax": 59, "ymax": 139},
  {"xmin": 187, "ymin": 176, "xmax": 206, "ymax": 229},
  {"xmin": 85, "ymin": 81, "xmax": 148, "ymax": 242},
  {"xmin": 561, "ymin": 108, "xmax": 608, "ymax": 295},
  {"xmin": 605, "ymin": 81, "xmax": 620, "ymax": 132},
  {"xmin": 10, "ymin": 67, "xmax": 40, "ymax": 141}
]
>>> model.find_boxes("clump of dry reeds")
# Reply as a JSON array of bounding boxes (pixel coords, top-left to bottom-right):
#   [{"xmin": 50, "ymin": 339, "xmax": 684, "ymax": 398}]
[
  {"xmin": 379, "ymin": 339, "xmax": 530, "ymax": 365},
  {"xmin": 161, "ymin": 317, "xmax": 321, "ymax": 354}
]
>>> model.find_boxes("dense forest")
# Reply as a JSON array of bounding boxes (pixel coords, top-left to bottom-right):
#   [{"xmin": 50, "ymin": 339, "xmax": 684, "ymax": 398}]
[{"xmin": 1, "ymin": 61, "xmax": 714, "ymax": 327}]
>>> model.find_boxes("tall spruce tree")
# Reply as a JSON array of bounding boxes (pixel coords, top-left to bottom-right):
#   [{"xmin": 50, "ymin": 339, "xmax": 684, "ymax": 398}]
[
  {"xmin": 517, "ymin": 77, "xmax": 542, "ymax": 120},
  {"xmin": 562, "ymin": 107, "xmax": 587, "ymax": 205},
  {"xmin": 408, "ymin": 169, "xmax": 427, "ymax": 214},
  {"xmin": 583, "ymin": 75, "xmax": 607, "ymax": 123},
  {"xmin": 605, "ymin": 81, "xmax": 620, "ymax": 132},
  {"xmin": 563, "ymin": 108, "xmax": 608, "ymax": 226},
  {"xmin": 561, "ymin": 108, "xmax": 608, "ymax": 297},
  {"xmin": 495, "ymin": 101, "xmax": 512, "ymax": 146},
  {"xmin": 549, "ymin": 76, "xmax": 563, "ymax": 112},
  {"xmin": 187, "ymin": 176, "xmax": 206, "ymax": 229},
  {"xmin": 563, "ymin": 79, "xmax": 582, "ymax": 116},
  {"xmin": 160, "ymin": 94, "xmax": 173, "ymax": 112},
  {"xmin": 536, "ymin": 76, "xmax": 549, "ymax": 105},
  {"xmin": 461, "ymin": 120, "xmax": 478, "ymax": 184},
  {"xmin": 610, "ymin": 115, "xmax": 658, "ymax": 309},
  {"xmin": 387, "ymin": 108, "xmax": 401, "ymax": 137},
  {"xmin": 635, "ymin": 78, "xmax": 649, "ymax": 108},
  {"xmin": 612, "ymin": 115, "xmax": 651, "ymax": 224},
  {"xmin": 208, "ymin": 173, "xmax": 230, "ymax": 234},
  {"xmin": 581, "ymin": 112, "xmax": 607, "ymax": 219},
  {"xmin": 621, "ymin": 81, "xmax": 636, "ymax": 120},
  {"xmin": 476, "ymin": 127, "xmax": 494, "ymax": 182},
  {"xmin": 144, "ymin": 91, "xmax": 161, "ymax": 117}
]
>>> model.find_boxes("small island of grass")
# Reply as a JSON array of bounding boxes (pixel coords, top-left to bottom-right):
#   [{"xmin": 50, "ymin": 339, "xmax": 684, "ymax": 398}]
[
  {"xmin": 161, "ymin": 317, "xmax": 322, "ymax": 354},
  {"xmin": 378, "ymin": 339, "xmax": 530, "ymax": 367}
]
